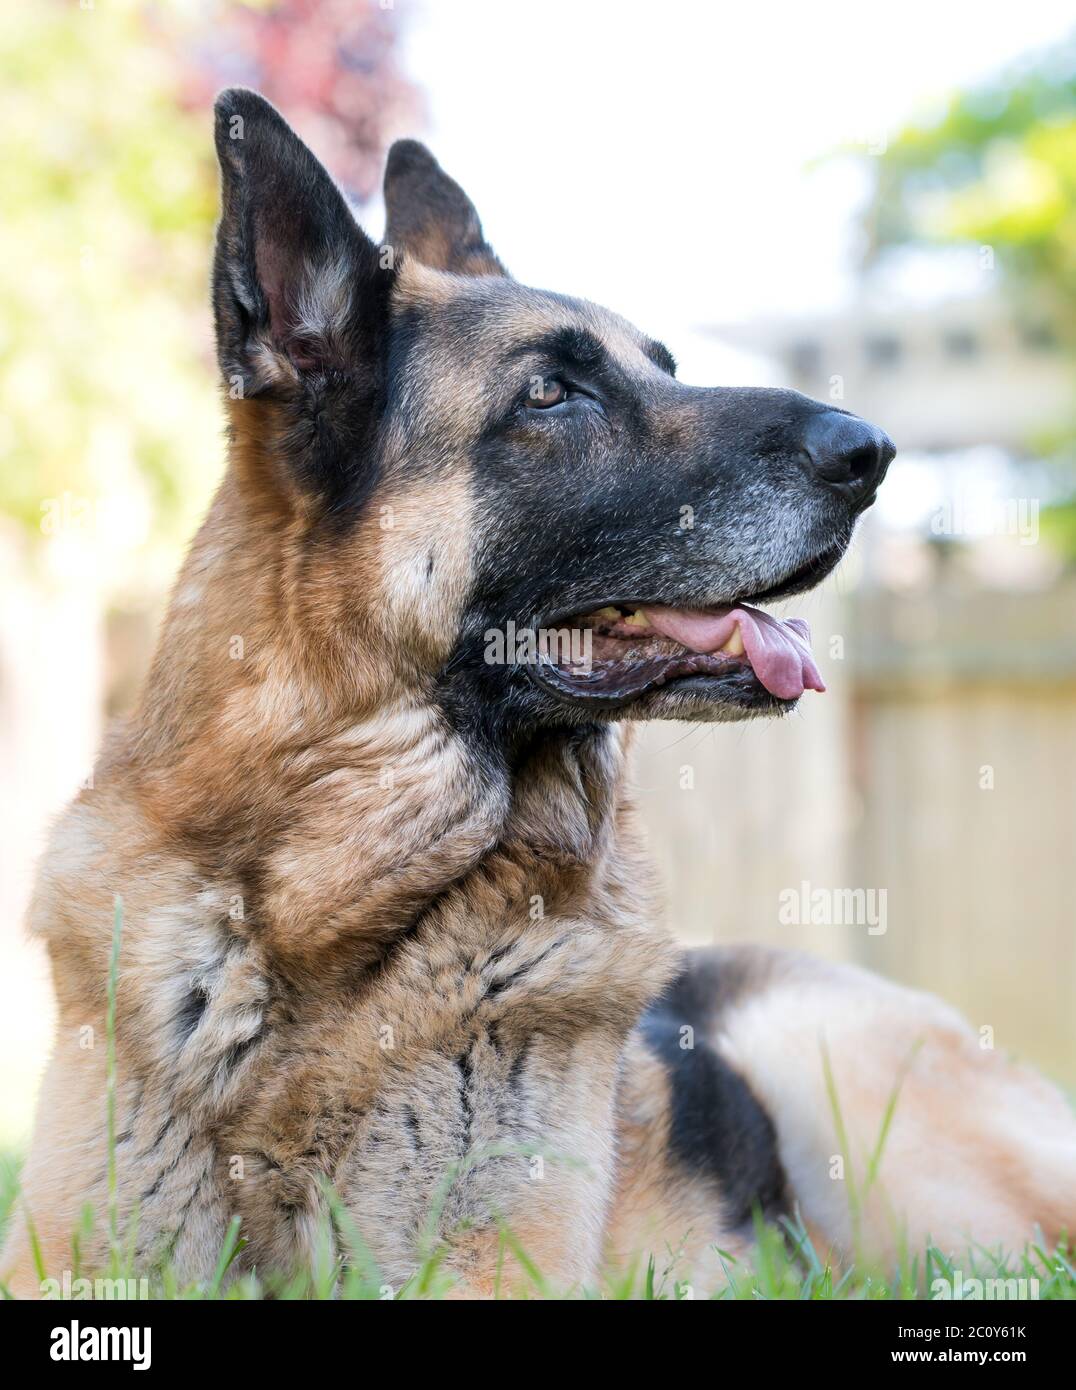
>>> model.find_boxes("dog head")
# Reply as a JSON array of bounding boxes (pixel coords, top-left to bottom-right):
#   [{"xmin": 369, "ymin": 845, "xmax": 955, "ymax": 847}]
[{"xmin": 212, "ymin": 90, "xmax": 893, "ymax": 737}]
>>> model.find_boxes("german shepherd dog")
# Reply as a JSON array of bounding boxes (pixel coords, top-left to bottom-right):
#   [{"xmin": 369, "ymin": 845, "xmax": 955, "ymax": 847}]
[{"xmin": 5, "ymin": 91, "xmax": 1074, "ymax": 1298}]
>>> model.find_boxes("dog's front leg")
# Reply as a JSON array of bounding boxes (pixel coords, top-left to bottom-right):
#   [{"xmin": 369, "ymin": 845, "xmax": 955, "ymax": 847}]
[{"xmin": 220, "ymin": 922, "xmax": 631, "ymax": 1295}]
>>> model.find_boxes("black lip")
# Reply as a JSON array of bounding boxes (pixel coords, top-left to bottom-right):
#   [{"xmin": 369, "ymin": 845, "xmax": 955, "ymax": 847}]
[
  {"xmin": 531, "ymin": 647, "xmax": 764, "ymax": 710},
  {"xmin": 637, "ymin": 671, "xmax": 787, "ymax": 715}
]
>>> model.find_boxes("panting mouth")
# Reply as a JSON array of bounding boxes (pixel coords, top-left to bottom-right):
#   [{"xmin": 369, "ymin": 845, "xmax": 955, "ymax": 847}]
[{"xmin": 531, "ymin": 598, "xmax": 826, "ymax": 708}]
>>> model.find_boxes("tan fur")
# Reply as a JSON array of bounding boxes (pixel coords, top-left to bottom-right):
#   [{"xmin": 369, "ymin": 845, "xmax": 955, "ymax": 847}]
[
  {"xmin": 606, "ymin": 947, "xmax": 1076, "ymax": 1290},
  {"xmin": 712, "ymin": 948, "xmax": 1076, "ymax": 1263}
]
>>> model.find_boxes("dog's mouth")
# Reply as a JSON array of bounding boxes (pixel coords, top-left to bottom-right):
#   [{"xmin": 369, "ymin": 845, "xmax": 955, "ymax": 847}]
[{"xmin": 528, "ymin": 545, "xmax": 844, "ymax": 711}]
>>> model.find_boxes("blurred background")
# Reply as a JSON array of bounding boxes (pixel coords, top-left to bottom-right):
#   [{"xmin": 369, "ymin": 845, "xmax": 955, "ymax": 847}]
[{"xmin": 2, "ymin": 0, "xmax": 1075, "ymax": 1146}]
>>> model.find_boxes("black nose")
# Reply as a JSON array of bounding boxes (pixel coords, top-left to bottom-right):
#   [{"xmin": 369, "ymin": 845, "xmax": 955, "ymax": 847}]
[{"xmin": 801, "ymin": 410, "xmax": 895, "ymax": 505}]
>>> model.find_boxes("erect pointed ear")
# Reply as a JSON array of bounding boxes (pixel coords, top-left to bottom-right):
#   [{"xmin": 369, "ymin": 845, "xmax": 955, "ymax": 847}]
[
  {"xmin": 383, "ymin": 140, "xmax": 507, "ymax": 278},
  {"xmin": 212, "ymin": 88, "xmax": 393, "ymax": 397}
]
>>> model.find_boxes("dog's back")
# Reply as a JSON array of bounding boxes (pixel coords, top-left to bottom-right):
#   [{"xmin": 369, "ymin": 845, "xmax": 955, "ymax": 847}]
[{"xmin": 614, "ymin": 946, "xmax": 1076, "ymax": 1288}]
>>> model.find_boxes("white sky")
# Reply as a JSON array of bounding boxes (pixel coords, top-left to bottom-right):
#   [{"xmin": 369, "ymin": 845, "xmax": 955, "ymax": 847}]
[{"xmin": 395, "ymin": 0, "xmax": 1074, "ymax": 385}]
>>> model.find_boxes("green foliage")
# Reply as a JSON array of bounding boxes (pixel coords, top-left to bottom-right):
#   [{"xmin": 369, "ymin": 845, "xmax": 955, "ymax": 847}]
[
  {"xmin": 861, "ymin": 31, "xmax": 1076, "ymax": 555},
  {"xmin": 0, "ymin": 0, "xmax": 417, "ymax": 592},
  {"xmin": 0, "ymin": 0, "xmax": 223, "ymax": 579},
  {"xmin": 866, "ymin": 31, "xmax": 1076, "ymax": 338}
]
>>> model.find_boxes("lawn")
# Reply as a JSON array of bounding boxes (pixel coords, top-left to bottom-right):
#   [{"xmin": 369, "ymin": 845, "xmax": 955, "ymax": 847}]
[{"xmin": 2, "ymin": 1146, "xmax": 1071, "ymax": 1300}]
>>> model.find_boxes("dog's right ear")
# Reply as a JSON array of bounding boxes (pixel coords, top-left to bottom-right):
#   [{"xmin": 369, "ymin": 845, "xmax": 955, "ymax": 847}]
[
  {"xmin": 212, "ymin": 89, "xmax": 393, "ymax": 397},
  {"xmin": 383, "ymin": 140, "xmax": 506, "ymax": 277}
]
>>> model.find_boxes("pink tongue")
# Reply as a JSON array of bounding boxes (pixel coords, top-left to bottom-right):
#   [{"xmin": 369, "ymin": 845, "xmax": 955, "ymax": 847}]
[{"xmin": 639, "ymin": 604, "xmax": 825, "ymax": 701}]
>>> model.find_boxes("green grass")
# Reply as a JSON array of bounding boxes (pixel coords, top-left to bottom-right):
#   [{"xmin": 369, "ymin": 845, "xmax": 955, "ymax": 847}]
[
  {"xmin": 2, "ymin": 1154, "xmax": 1071, "ymax": 1299},
  {"xmin": 1, "ymin": 898, "xmax": 1072, "ymax": 1299}
]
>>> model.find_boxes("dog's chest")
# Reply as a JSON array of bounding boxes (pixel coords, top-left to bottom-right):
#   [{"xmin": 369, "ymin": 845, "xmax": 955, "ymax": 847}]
[
  {"xmin": 340, "ymin": 1003, "xmax": 620, "ymax": 1273},
  {"xmin": 321, "ymin": 907, "xmax": 669, "ymax": 1284},
  {"xmin": 223, "ymin": 802, "xmax": 675, "ymax": 1286}
]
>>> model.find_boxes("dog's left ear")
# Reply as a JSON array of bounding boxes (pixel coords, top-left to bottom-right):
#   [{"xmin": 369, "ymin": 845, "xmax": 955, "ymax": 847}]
[
  {"xmin": 383, "ymin": 140, "xmax": 507, "ymax": 277},
  {"xmin": 212, "ymin": 88, "xmax": 393, "ymax": 396},
  {"xmin": 212, "ymin": 89, "xmax": 396, "ymax": 505}
]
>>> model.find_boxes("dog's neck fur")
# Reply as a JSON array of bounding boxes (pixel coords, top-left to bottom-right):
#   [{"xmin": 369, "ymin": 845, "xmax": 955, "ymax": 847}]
[{"xmin": 116, "ymin": 469, "xmax": 658, "ymax": 973}]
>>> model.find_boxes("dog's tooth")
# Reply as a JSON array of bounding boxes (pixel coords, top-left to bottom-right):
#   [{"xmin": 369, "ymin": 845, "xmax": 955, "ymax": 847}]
[
  {"xmin": 721, "ymin": 624, "xmax": 745, "ymax": 656},
  {"xmin": 593, "ymin": 606, "xmax": 622, "ymax": 621},
  {"xmin": 624, "ymin": 610, "xmax": 652, "ymax": 629}
]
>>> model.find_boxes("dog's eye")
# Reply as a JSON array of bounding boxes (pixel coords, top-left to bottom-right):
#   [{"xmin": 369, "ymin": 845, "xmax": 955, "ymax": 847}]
[{"xmin": 524, "ymin": 377, "xmax": 568, "ymax": 409}]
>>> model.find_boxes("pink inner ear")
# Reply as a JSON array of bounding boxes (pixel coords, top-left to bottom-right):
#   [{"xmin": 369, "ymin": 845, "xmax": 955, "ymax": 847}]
[{"xmin": 255, "ymin": 236, "xmax": 305, "ymax": 356}]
